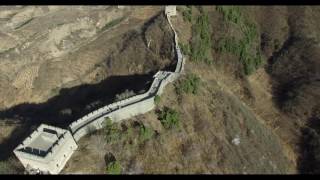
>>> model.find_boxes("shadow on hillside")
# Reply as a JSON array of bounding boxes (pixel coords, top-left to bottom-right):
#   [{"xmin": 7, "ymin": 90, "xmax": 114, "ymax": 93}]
[
  {"xmin": 265, "ymin": 33, "xmax": 320, "ymax": 173},
  {"xmin": 297, "ymin": 112, "xmax": 320, "ymax": 174},
  {"xmin": 0, "ymin": 73, "xmax": 156, "ymax": 161},
  {"xmin": 0, "ymin": 9, "xmax": 178, "ymax": 167}
]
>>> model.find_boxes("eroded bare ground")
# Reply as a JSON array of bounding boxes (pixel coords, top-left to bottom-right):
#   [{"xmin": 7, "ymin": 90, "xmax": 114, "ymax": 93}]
[{"xmin": 0, "ymin": 6, "xmax": 164, "ymax": 109}]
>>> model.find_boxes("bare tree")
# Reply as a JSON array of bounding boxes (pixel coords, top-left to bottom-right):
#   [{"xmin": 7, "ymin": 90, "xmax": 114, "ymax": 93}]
[{"xmin": 89, "ymin": 133, "xmax": 108, "ymax": 170}]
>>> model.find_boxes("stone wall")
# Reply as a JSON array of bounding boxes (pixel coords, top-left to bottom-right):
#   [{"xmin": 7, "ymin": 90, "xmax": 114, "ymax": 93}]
[
  {"xmin": 13, "ymin": 125, "xmax": 78, "ymax": 174},
  {"xmin": 14, "ymin": 7, "xmax": 183, "ymax": 174},
  {"xmin": 69, "ymin": 71, "xmax": 173, "ymax": 141},
  {"xmin": 68, "ymin": 11, "xmax": 183, "ymax": 143}
]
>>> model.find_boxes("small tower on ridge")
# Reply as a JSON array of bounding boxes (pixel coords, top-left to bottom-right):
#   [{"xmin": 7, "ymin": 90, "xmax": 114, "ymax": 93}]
[{"xmin": 165, "ymin": 6, "xmax": 176, "ymax": 17}]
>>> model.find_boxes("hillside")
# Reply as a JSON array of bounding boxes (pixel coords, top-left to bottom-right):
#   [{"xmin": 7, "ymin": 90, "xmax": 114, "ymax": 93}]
[{"xmin": 1, "ymin": 5, "xmax": 320, "ymax": 174}]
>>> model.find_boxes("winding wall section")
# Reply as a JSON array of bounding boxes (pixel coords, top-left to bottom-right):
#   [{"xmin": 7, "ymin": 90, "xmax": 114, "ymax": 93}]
[
  {"xmin": 69, "ymin": 11, "xmax": 184, "ymax": 142},
  {"xmin": 13, "ymin": 7, "xmax": 184, "ymax": 174}
]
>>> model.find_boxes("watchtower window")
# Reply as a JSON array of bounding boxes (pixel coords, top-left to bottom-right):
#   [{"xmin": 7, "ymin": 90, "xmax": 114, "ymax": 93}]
[{"xmin": 43, "ymin": 128, "xmax": 58, "ymax": 135}]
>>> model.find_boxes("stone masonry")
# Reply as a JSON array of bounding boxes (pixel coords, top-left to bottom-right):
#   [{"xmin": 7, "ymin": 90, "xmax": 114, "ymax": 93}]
[{"xmin": 13, "ymin": 6, "xmax": 181, "ymax": 174}]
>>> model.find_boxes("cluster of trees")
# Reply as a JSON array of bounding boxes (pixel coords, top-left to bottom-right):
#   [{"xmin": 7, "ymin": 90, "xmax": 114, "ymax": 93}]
[
  {"xmin": 190, "ymin": 11, "xmax": 212, "ymax": 64},
  {"xmin": 216, "ymin": 6, "xmax": 264, "ymax": 75},
  {"xmin": 176, "ymin": 73, "xmax": 201, "ymax": 95},
  {"xmin": 182, "ymin": 6, "xmax": 192, "ymax": 23},
  {"xmin": 106, "ymin": 160, "xmax": 122, "ymax": 174},
  {"xmin": 158, "ymin": 107, "xmax": 180, "ymax": 129},
  {"xmin": 179, "ymin": 6, "xmax": 212, "ymax": 64},
  {"xmin": 154, "ymin": 95, "xmax": 161, "ymax": 105},
  {"xmin": 104, "ymin": 117, "xmax": 121, "ymax": 143}
]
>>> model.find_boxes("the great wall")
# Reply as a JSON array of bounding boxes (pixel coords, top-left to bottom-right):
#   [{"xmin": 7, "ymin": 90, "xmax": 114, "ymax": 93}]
[{"xmin": 13, "ymin": 6, "xmax": 183, "ymax": 174}]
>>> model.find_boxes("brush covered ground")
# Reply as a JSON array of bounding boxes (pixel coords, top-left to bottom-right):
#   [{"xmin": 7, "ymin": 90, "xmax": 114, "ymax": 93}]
[{"xmin": 1, "ymin": 6, "xmax": 320, "ymax": 174}]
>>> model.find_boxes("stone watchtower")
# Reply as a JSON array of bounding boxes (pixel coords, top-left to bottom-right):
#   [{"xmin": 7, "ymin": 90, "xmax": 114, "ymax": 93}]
[
  {"xmin": 165, "ymin": 6, "xmax": 177, "ymax": 17},
  {"xmin": 12, "ymin": 6, "xmax": 182, "ymax": 174},
  {"xmin": 13, "ymin": 124, "xmax": 78, "ymax": 174}
]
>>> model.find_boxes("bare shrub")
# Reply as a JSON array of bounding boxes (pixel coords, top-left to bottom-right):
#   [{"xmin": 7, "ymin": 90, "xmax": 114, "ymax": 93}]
[{"xmin": 114, "ymin": 89, "xmax": 136, "ymax": 102}]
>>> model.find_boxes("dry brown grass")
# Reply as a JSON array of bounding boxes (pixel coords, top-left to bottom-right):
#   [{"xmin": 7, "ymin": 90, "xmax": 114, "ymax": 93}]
[
  {"xmin": 62, "ymin": 6, "xmax": 299, "ymax": 174},
  {"xmin": 3, "ymin": 6, "xmax": 319, "ymax": 174}
]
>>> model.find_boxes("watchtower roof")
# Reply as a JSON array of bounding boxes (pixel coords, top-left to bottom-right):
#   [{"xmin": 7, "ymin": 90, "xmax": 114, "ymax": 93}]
[{"xmin": 14, "ymin": 124, "xmax": 68, "ymax": 158}]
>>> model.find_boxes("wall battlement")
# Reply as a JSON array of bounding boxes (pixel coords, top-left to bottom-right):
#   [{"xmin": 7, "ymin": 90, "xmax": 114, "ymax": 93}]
[{"xmin": 14, "ymin": 6, "xmax": 182, "ymax": 174}]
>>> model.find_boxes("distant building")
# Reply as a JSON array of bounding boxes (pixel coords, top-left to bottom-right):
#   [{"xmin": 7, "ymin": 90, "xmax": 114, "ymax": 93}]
[
  {"xmin": 13, "ymin": 124, "xmax": 78, "ymax": 174},
  {"xmin": 165, "ymin": 6, "xmax": 176, "ymax": 17}
]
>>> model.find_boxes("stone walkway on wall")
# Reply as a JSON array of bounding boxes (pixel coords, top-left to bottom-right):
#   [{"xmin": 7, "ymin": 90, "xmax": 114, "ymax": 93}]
[
  {"xmin": 68, "ymin": 9, "xmax": 184, "ymax": 143},
  {"xmin": 13, "ymin": 6, "xmax": 184, "ymax": 174}
]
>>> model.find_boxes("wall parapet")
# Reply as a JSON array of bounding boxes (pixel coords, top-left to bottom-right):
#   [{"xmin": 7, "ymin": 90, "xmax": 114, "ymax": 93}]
[
  {"xmin": 69, "ymin": 6, "xmax": 183, "ymax": 142},
  {"xmin": 14, "ymin": 6, "xmax": 183, "ymax": 174},
  {"xmin": 69, "ymin": 7, "xmax": 183, "ymax": 140}
]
